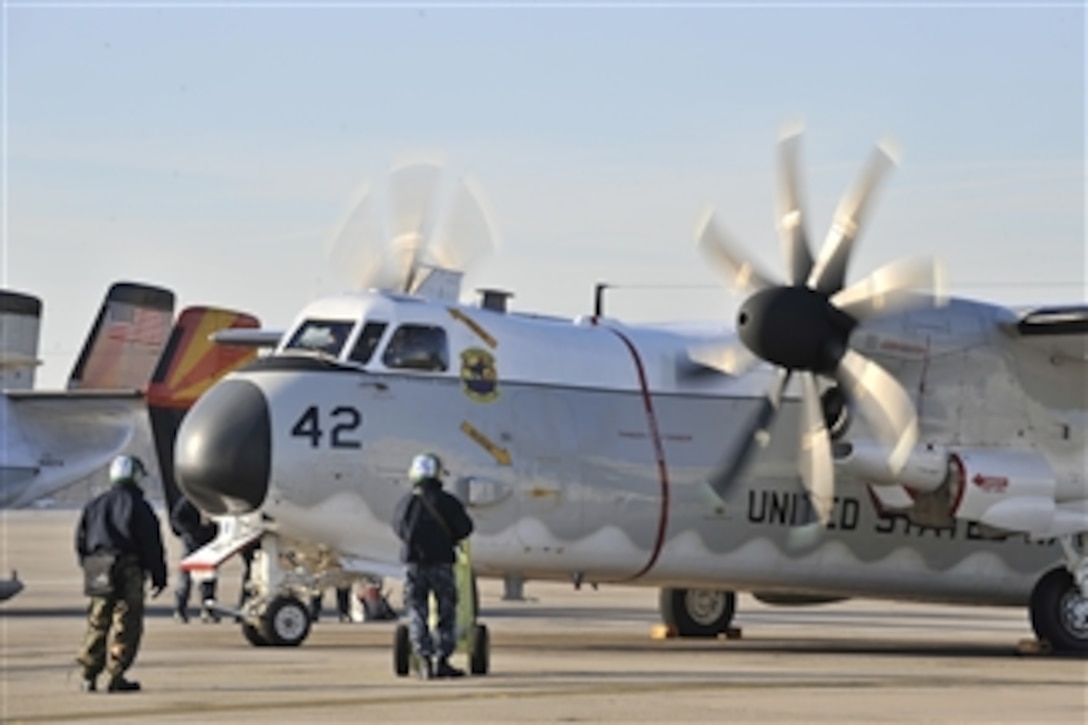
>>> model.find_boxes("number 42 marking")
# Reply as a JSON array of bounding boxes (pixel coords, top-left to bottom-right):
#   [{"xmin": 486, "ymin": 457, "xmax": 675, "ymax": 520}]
[{"xmin": 290, "ymin": 405, "xmax": 363, "ymax": 449}]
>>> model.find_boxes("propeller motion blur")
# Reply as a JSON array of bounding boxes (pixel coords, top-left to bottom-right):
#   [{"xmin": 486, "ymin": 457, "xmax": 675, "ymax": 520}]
[{"xmin": 175, "ymin": 140, "xmax": 1088, "ymax": 653}]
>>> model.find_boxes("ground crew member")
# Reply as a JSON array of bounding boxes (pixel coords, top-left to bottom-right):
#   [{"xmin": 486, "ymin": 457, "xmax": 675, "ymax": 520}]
[
  {"xmin": 170, "ymin": 494, "xmax": 218, "ymax": 623},
  {"xmin": 310, "ymin": 585, "xmax": 353, "ymax": 622},
  {"xmin": 74, "ymin": 454, "xmax": 167, "ymax": 693},
  {"xmin": 391, "ymin": 452, "xmax": 474, "ymax": 679}
]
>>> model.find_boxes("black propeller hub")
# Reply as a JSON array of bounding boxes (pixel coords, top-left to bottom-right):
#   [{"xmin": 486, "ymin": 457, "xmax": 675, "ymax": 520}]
[{"xmin": 736, "ymin": 286, "xmax": 856, "ymax": 374}]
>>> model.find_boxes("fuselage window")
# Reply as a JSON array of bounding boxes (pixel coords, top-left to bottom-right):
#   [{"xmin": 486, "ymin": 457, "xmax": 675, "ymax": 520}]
[
  {"xmin": 348, "ymin": 321, "xmax": 388, "ymax": 365},
  {"xmin": 382, "ymin": 324, "xmax": 449, "ymax": 372},
  {"xmin": 284, "ymin": 319, "xmax": 356, "ymax": 358}
]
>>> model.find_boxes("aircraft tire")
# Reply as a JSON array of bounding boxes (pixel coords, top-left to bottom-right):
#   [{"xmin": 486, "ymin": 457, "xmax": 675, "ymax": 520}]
[
  {"xmin": 260, "ymin": 595, "xmax": 312, "ymax": 647},
  {"xmin": 242, "ymin": 621, "xmax": 270, "ymax": 647},
  {"xmin": 1030, "ymin": 568, "xmax": 1088, "ymax": 654},
  {"xmin": 659, "ymin": 588, "xmax": 736, "ymax": 637},
  {"xmin": 470, "ymin": 624, "xmax": 489, "ymax": 675},
  {"xmin": 394, "ymin": 624, "xmax": 411, "ymax": 676}
]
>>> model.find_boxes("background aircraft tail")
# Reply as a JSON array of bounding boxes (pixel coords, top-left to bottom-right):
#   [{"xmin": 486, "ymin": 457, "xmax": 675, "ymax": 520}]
[
  {"xmin": 0, "ymin": 291, "xmax": 44, "ymax": 391},
  {"xmin": 147, "ymin": 306, "xmax": 261, "ymax": 513},
  {"xmin": 67, "ymin": 282, "xmax": 176, "ymax": 392}
]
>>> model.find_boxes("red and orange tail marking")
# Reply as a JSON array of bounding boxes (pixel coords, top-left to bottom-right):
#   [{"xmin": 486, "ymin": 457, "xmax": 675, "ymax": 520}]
[
  {"xmin": 147, "ymin": 306, "xmax": 261, "ymax": 411},
  {"xmin": 148, "ymin": 306, "xmax": 261, "ymax": 514}
]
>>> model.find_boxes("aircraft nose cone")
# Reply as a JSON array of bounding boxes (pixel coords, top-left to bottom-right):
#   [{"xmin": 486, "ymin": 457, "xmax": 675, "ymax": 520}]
[{"xmin": 176, "ymin": 378, "xmax": 271, "ymax": 515}]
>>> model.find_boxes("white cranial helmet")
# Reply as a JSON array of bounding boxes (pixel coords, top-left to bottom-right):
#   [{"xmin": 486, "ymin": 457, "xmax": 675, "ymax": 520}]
[
  {"xmin": 408, "ymin": 453, "xmax": 442, "ymax": 485},
  {"xmin": 109, "ymin": 454, "xmax": 148, "ymax": 486}
]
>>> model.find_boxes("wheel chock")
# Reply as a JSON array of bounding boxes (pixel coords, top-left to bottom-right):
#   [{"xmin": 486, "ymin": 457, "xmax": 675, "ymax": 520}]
[
  {"xmin": 1016, "ymin": 638, "xmax": 1053, "ymax": 656},
  {"xmin": 650, "ymin": 624, "xmax": 678, "ymax": 639},
  {"xmin": 650, "ymin": 625, "xmax": 743, "ymax": 640}
]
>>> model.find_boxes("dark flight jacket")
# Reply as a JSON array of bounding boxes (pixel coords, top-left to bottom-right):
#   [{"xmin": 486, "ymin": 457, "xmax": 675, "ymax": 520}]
[
  {"xmin": 75, "ymin": 483, "xmax": 167, "ymax": 589},
  {"xmin": 392, "ymin": 480, "xmax": 474, "ymax": 565},
  {"xmin": 170, "ymin": 496, "xmax": 218, "ymax": 551}
]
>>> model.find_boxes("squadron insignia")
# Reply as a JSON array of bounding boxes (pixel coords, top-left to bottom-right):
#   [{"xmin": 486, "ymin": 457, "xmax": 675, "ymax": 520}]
[{"xmin": 460, "ymin": 347, "xmax": 499, "ymax": 402}]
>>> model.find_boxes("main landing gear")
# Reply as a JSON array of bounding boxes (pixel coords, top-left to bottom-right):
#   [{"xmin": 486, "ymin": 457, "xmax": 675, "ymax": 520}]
[
  {"xmin": 1029, "ymin": 535, "xmax": 1088, "ymax": 655},
  {"xmin": 658, "ymin": 588, "xmax": 737, "ymax": 637}
]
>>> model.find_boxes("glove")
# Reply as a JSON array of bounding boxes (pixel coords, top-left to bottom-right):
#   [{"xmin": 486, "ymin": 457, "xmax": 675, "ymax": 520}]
[{"xmin": 150, "ymin": 584, "xmax": 165, "ymax": 599}]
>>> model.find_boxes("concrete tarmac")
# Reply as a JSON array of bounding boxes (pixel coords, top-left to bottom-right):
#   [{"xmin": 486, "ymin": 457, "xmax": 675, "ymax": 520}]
[{"xmin": 2, "ymin": 509, "xmax": 1086, "ymax": 723}]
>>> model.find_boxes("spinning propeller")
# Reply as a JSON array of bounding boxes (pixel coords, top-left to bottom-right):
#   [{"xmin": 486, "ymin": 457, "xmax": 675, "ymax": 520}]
[
  {"xmin": 693, "ymin": 129, "xmax": 945, "ymax": 524},
  {"xmin": 326, "ymin": 158, "xmax": 498, "ymax": 297}
]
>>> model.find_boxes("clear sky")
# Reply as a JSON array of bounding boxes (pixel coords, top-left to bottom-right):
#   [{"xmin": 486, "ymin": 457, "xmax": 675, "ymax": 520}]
[{"xmin": 3, "ymin": 1, "xmax": 1084, "ymax": 388}]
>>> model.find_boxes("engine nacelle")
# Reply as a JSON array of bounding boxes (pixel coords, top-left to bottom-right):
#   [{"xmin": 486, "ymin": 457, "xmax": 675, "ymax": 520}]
[
  {"xmin": 834, "ymin": 440, "xmax": 949, "ymax": 493},
  {"xmin": 950, "ymin": 449, "xmax": 1057, "ymax": 533}
]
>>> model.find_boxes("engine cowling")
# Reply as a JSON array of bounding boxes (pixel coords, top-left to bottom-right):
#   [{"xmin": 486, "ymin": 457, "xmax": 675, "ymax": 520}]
[
  {"xmin": 840, "ymin": 443, "xmax": 1086, "ymax": 537},
  {"xmin": 950, "ymin": 449, "xmax": 1057, "ymax": 534},
  {"xmin": 834, "ymin": 440, "xmax": 950, "ymax": 492}
]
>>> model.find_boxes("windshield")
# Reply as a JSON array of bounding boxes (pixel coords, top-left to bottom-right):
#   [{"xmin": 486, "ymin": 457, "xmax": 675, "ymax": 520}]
[
  {"xmin": 348, "ymin": 321, "xmax": 388, "ymax": 365},
  {"xmin": 284, "ymin": 319, "xmax": 356, "ymax": 358},
  {"xmin": 382, "ymin": 324, "xmax": 449, "ymax": 372}
]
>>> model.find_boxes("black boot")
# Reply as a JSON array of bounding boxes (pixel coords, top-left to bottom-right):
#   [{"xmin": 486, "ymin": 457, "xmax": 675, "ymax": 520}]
[
  {"xmin": 106, "ymin": 675, "xmax": 141, "ymax": 693},
  {"xmin": 434, "ymin": 657, "xmax": 465, "ymax": 678}
]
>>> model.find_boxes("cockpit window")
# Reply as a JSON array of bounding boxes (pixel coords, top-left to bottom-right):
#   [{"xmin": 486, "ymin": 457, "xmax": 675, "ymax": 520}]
[
  {"xmin": 382, "ymin": 324, "xmax": 449, "ymax": 372},
  {"xmin": 348, "ymin": 321, "xmax": 388, "ymax": 365},
  {"xmin": 284, "ymin": 319, "xmax": 355, "ymax": 358}
]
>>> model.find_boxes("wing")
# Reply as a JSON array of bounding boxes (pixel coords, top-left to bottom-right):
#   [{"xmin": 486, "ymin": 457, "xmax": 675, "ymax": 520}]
[
  {"xmin": 1, "ymin": 390, "xmax": 143, "ymax": 508},
  {"xmin": 1005, "ymin": 305, "xmax": 1088, "ymax": 362}
]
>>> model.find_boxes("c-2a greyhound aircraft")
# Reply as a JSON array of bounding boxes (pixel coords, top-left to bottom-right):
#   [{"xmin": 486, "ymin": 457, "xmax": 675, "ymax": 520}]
[{"xmin": 173, "ymin": 137, "xmax": 1088, "ymax": 653}]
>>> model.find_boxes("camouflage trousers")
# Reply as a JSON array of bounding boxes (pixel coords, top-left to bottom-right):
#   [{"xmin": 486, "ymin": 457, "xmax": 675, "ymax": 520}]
[
  {"xmin": 404, "ymin": 563, "xmax": 457, "ymax": 659},
  {"xmin": 76, "ymin": 557, "xmax": 146, "ymax": 679}
]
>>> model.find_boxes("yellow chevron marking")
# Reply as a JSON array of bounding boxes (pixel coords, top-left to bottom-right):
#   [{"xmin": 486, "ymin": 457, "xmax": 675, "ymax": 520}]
[
  {"xmin": 448, "ymin": 308, "xmax": 497, "ymax": 349},
  {"xmin": 460, "ymin": 421, "xmax": 511, "ymax": 466}
]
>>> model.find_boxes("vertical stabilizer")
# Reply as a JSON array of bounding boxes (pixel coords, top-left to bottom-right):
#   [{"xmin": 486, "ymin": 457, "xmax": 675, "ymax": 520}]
[
  {"xmin": 147, "ymin": 306, "xmax": 261, "ymax": 513},
  {"xmin": 0, "ymin": 291, "xmax": 43, "ymax": 391},
  {"xmin": 67, "ymin": 282, "xmax": 176, "ymax": 392}
]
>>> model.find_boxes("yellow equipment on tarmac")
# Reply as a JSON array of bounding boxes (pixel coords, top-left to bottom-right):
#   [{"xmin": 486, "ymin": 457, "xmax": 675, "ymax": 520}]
[{"xmin": 393, "ymin": 542, "xmax": 489, "ymax": 676}]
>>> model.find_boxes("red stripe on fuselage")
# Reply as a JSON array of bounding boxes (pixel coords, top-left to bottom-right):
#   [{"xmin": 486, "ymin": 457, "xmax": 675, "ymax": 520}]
[{"xmin": 605, "ymin": 327, "xmax": 669, "ymax": 581}]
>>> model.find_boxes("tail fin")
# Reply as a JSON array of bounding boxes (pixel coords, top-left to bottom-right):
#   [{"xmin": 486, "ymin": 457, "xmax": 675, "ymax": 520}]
[
  {"xmin": 0, "ymin": 290, "xmax": 43, "ymax": 390},
  {"xmin": 147, "ymin": 306, "xmax": 261, "ymax": 514},
  {"xmin": 67, "ymin": 282, "xmax": 176, "ymax": 391}
]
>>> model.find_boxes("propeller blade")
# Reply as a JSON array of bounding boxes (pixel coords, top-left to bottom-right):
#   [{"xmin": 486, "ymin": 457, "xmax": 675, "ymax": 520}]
[
  {"xmin": 777, "ymin": 128, "xmax": 815, "ymax": 286},
  {"xmin": 326, "ymin": 184, "xmax": 393, "ymax": 291},
  {"xmin": 799, "ymin": 372, "xmax": 834, "ymax": 525},
  {"xmin": 428, "ymin": 174, "xmax": 498, "ymax": 274},
  {"xmin": 808, "ymin": 140, "xmax": 900, "ymax": 295},
  {"xmin": 696, "ymin": 209, "xmax": 777, "ymax": 296},
  {"xmin": 706, "ymin": 368, "xmax": 791, "ymax": 499},
  {"xmin": 831, "ymin": 256, "xmax": 947, "ymax": 322},
  {"xmin": 835, "ymin": 348, "xmax": 918, "ymax": 473},
  {"xmin": 687, "ymin": 338, "xmax": 760, "ymax": 377},
  {"xmin": 387, "ymin": 161, "xmax": 445, "ymax": 292}
]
